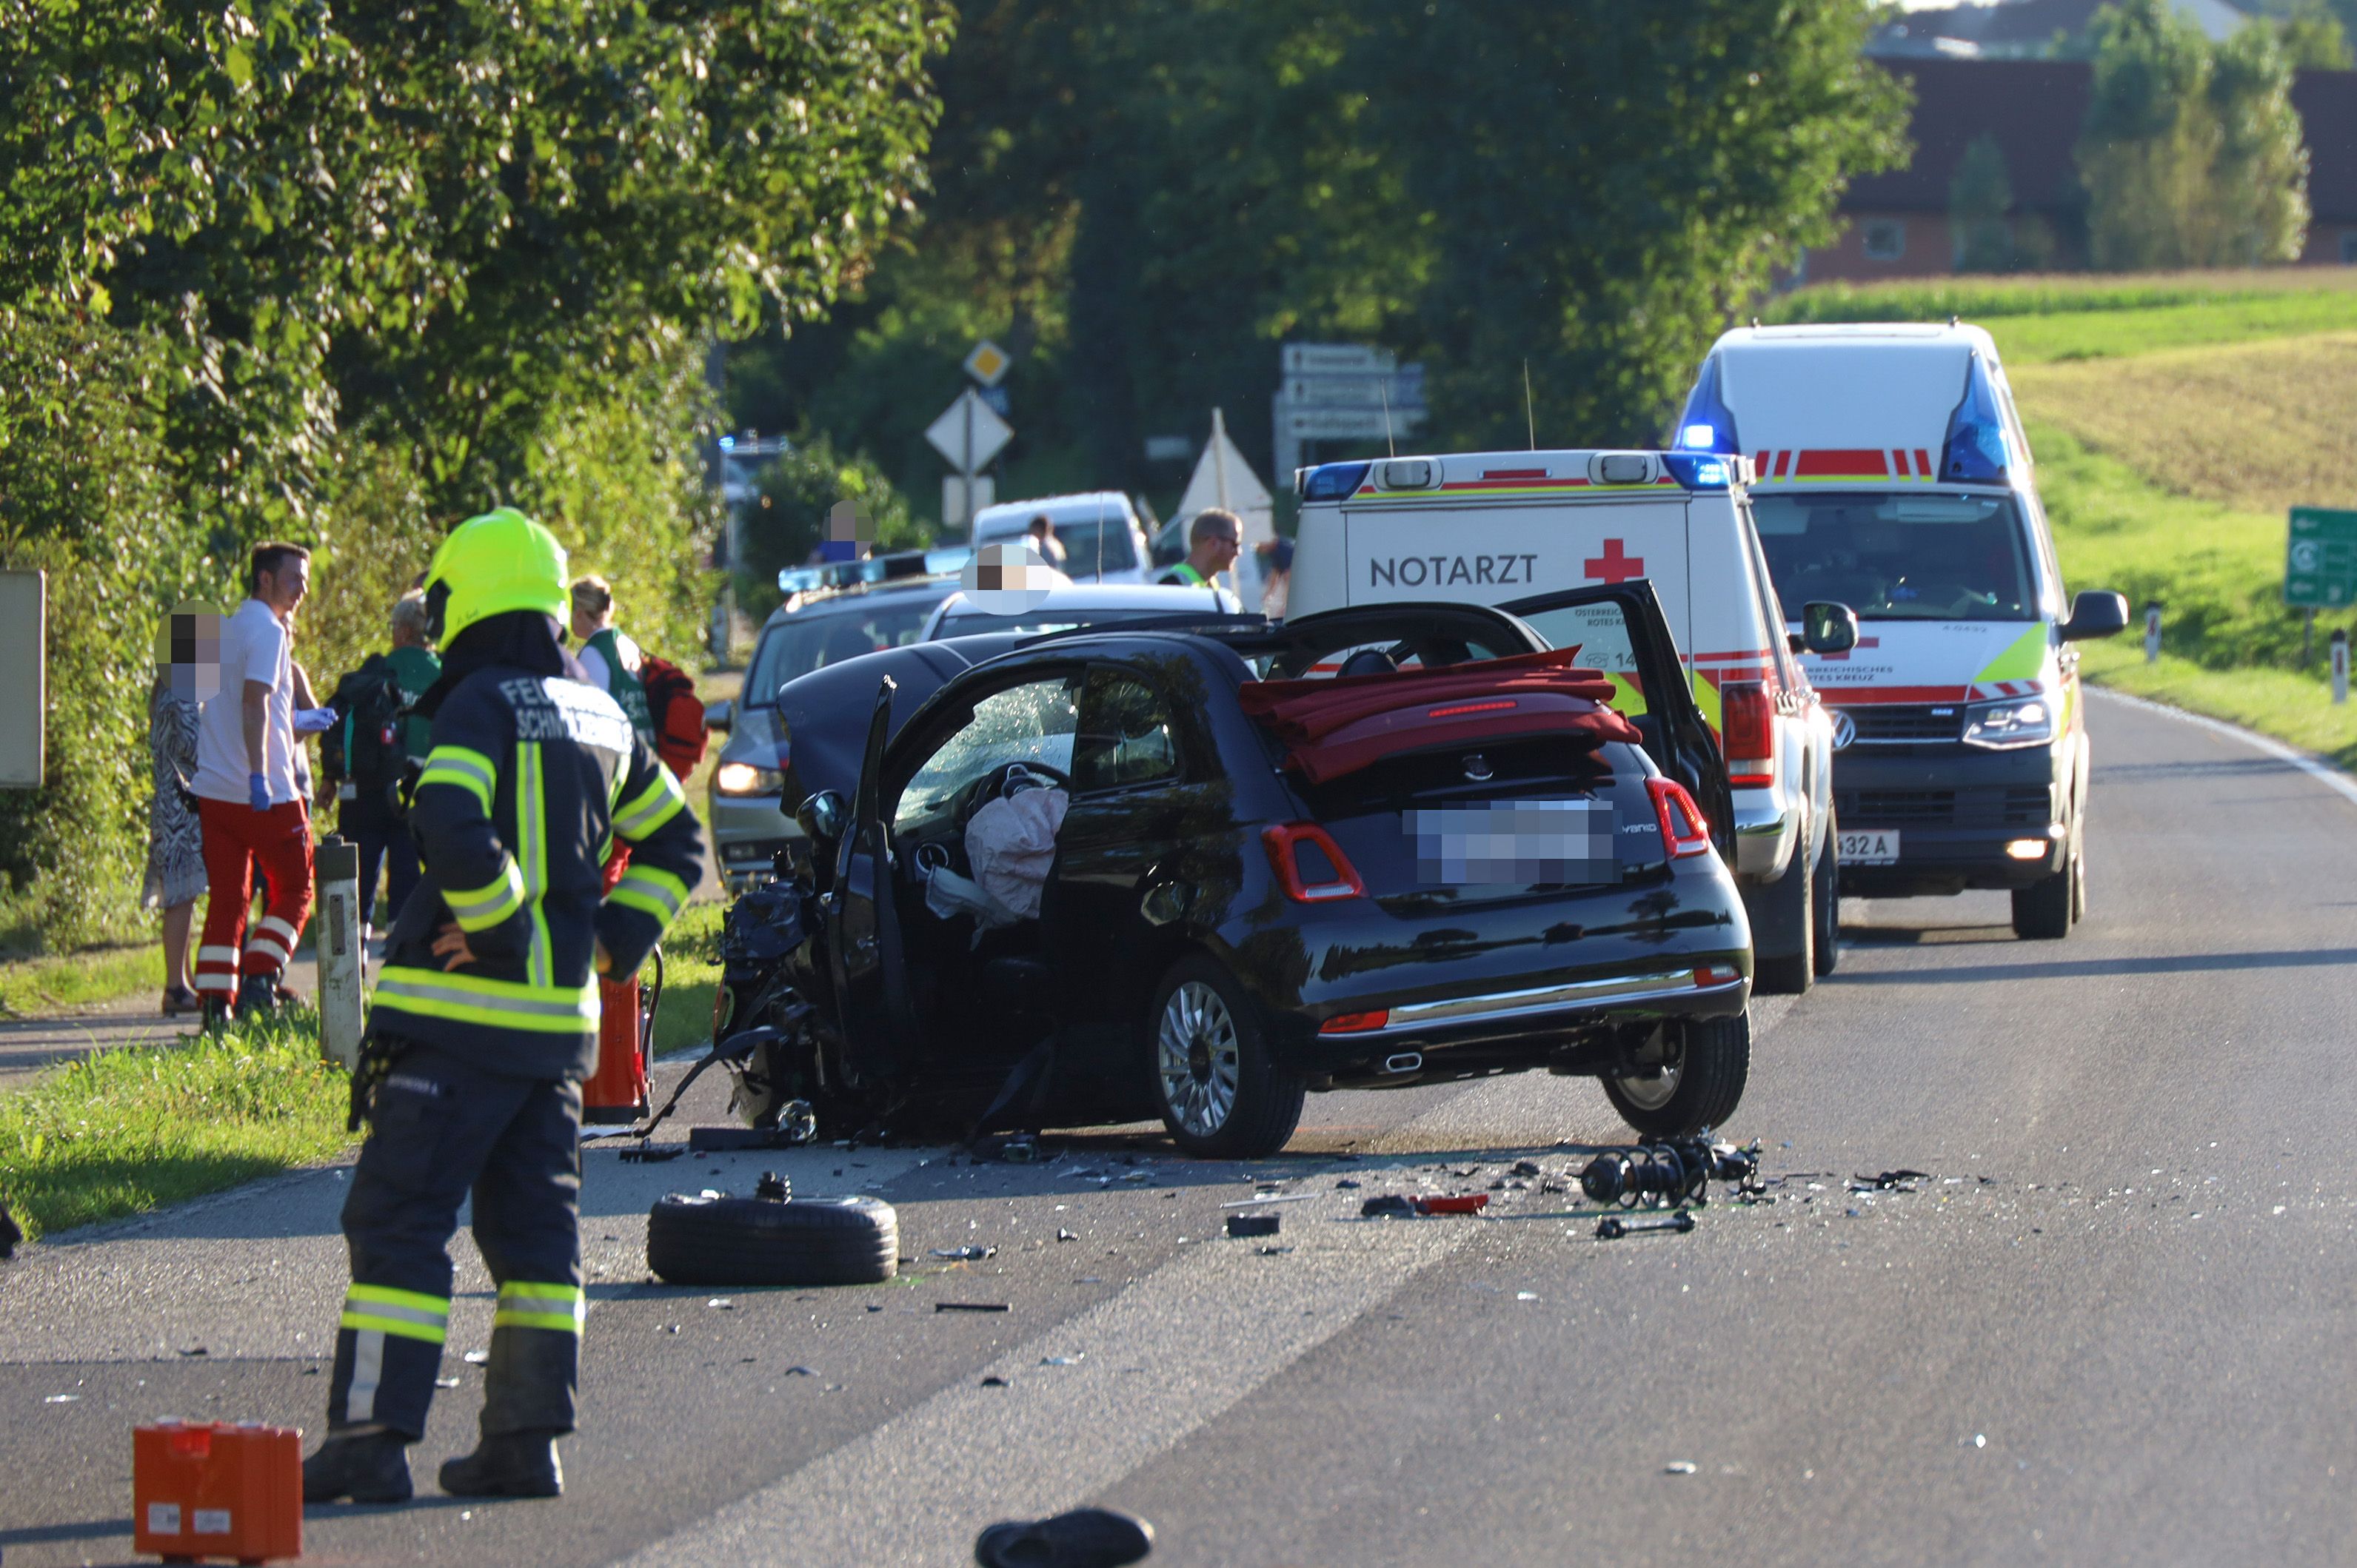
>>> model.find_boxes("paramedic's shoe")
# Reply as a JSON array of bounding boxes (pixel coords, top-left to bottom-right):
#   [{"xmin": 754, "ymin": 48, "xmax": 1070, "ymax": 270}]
[
  {"xmin": 438, "ymin": 1430, "xmax": 563, "ymax": 1498},
  {"xmin": 235, "ymin": 974, "xmax": 284, "ymax": 1019},
  {"xmin": 974, "ymin": 1507, "xmax": 1155, "ymax": 1567},
  {"xmin": 303, "ymin": 1428, "xmax": 414, "ymax": 1504}
]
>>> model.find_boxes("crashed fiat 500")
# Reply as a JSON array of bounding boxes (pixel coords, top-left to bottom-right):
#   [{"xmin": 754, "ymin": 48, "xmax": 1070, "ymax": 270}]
[{"xmin": 707, "ymin": 586, "xmax": 1754, "ymax": 1159}]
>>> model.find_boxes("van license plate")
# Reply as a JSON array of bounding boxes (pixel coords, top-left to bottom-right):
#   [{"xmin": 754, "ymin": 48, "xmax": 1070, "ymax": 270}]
[{"xmin": 1839, "ymin": 829, "xmax": 1899, "ymax": 865}]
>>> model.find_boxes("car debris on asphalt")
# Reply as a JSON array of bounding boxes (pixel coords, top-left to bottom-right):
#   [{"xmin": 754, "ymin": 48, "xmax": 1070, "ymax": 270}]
[
  {"xmin": 937, "ymin": 1302, "xmax": 1012, "ymax": 1313},
  {"xmin": 1594, "ymin": 1211, "xmax": 1697, "ymax": 1239},
  {"xmin": 1226, "ymin": 1213, "xmax": 1281, "ymax": 1238},
  {"xmin": 932, "ymin": 1245, "xmax": 998, "ymax": 1261}
]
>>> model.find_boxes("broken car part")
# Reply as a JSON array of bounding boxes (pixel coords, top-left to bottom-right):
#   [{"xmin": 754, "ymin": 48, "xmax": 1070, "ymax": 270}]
[
  {"xmin": 1226, "ymin": 1214, "xmax": 1282, "ymax": 1238},
  {"xmin": 1579, "ymin": 1137, "xmax": 1762, "ymax": 1208},
  {"xmin": 645, "ymin": 1189, "xmax": 897, "ymax": 1287},
  {"xmin": 1594, "ymin": 1211, "xmax": 1696, "ymax": 1239},
  {"xmin": 974, "ymin": 1507, "xmax": 1157, "ymax": 1568}
]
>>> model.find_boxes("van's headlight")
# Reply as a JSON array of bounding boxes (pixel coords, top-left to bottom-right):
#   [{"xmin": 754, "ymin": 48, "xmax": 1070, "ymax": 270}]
[
  {"xmin": 1960, "ymin": 697, "xmax": 2053, "ymax": 750},
  {"xmin": 715, "ymin": 762, "xmax": 783, "ymax": 795}
]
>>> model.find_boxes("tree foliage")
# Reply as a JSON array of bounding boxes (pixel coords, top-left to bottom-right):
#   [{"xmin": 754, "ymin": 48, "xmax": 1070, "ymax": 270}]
[
  {"xmin": 2079, "ymin": 0, "xmax": 2310, "ymax": 270},
  {"xmin": 0, "ymin": 0, "xmax": 951, "ymax": 950},
  {"xmin": 732, "ymin": 0, "xmax": 1908, "ymax": 512}
]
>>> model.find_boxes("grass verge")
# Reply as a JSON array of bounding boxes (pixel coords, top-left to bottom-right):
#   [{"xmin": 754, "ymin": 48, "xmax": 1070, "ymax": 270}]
[
  {"xmin": 650, "ymin": 900, "xmax": 725, "ymax": 1059},
  {"xmin": 0, "ymin": 1007, "xmax": 353, "ymax": 1242},
  {"xmin": 0, "ymin": 943, "xmax": 164, "ymax": 1018},
  {"xmin": 2077, "ymin": 640, "xmax": 2357, "ymax": 771}
]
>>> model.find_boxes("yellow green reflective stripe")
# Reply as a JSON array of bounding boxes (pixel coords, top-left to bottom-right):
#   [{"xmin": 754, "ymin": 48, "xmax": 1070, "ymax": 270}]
[
  {"xmin": 1604, "ymin": 671, "xmax": 1650, "ymax": 716},
  {"xmin": 494, "ymin": 1280, "xmax": 586, "ymax": 1335},
  {"xmin": 1688, "ymin": 667, "xmax": 1723, "ymax": 734},
  {"xmin": 418, "ymin": 745, "xmax": 498, "ymax": 814},
  {"xmin": 341, "ymin": 1284, "xmax": 450, "ymax": 1344},
  {"xmin": 372, "ymin": 964, "xmax": 600, "ymax": 1033},
  {"xmin": 1974, "ymin": 622, "xmax": 2048, "ymax": 685},
  {"xmin": 520, "ymin": 742, "xmax": 552, "ymax": 990},
  {"xmin": 445, "ymin": 858, "xmax": 525, "ymax": 933},
  {"xmin": 613, "ymin": 768, "xmax": 687, "ymax": 840},
  {"xmin": 611, "ymin": 865, "xmax": 689, "ymax": 925}
]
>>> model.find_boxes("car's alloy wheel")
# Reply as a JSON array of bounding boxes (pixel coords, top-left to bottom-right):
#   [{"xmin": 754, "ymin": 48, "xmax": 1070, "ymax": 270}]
[
  {"xmin": 1157, "ymin": 980, "xmax": 1241, "ymax": 1139},
  {"xmin": 1601, "ymin": 1013, "xmax": 1750, "ymax": 1138},
  {"xmin": 1609, "ymin": 1047, "xmax": 1682, "ymax": 1113},
  {"xmin": 1146, "ymin": 955, "xmax": 1305, "ymax": 1159}
]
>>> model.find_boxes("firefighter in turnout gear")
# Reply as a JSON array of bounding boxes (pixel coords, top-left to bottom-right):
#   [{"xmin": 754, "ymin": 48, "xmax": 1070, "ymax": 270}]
[{"xmin": 302, "ymin": 509, "xmax": 706, "ymax": 1505}]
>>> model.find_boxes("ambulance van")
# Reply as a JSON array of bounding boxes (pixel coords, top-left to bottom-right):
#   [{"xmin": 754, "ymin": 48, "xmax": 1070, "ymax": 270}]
[
  {"xmin": 1287, "ymin": 447, "xmax": 1859, "ymax": 994},
  {"xmin": 1673, "ymin": 323, "xmax": 2128, "ymax": 939}
]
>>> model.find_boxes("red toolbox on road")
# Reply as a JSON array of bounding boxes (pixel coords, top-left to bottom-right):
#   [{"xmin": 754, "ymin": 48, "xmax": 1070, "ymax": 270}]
[{"xmin": 133, "ymin": 1419, "xmax": 302, "ymax": 1564}]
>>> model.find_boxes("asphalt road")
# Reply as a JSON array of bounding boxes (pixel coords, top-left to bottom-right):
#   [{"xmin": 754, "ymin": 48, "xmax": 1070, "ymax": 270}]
[{"xmin": 4, "ymin": 689, "xmax": 2353, "ymax": 1566}]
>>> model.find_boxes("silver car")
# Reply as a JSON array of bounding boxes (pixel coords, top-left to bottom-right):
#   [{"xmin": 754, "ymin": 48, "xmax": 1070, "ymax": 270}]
[{"xmin": 703, "ymin": 573, "xmax": 963, "ymax": 891}]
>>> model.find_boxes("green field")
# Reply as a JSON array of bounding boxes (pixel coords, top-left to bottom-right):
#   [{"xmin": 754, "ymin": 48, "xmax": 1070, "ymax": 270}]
[{"xmin": 1773, "ymin": 269, "xmax": 2357, "ymax": 765}]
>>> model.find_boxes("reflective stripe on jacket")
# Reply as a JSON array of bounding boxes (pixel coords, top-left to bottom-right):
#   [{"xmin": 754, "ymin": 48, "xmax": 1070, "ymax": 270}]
[{"xmin": 373, "ymin": 664, "xmax": 705, "ymax": 1079}]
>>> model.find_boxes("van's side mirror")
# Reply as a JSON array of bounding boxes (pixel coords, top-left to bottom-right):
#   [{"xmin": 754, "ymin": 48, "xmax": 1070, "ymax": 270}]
[
  {"xmin": 2059, "ymin": 589, "xmax": 2130, "ymax": 641},
  {"xmin": 1799, "ymin": 601, "xmax": 1859, "ymax": 656},
  {"xmin": 797, "ymin": 789, "xmax": 847, "ymax": 845},
  {"xmin": 703, "ymin": 698, "xmax": 735, "ymax": 734}
]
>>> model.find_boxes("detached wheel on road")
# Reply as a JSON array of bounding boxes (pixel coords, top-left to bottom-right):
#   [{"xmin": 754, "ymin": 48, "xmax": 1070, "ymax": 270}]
[
  {"xmin": 1602, "ymin": 1011, "xmax": 1751, "ymax": 1139},
  {"xmin": 1753, "ymin": 836, "xmax": 1817, "ymax": 996},
  {"xmin": 2012, "ymin": 806, "xmax": 2082, "ymax": 941},
  {"xmin": 646, "ymin": 1190, "xmax": 897, "ymax": 1287},
  {"xmin": 1148, "ymin": 954, "xmax": 1305, "ymax": 1159}
]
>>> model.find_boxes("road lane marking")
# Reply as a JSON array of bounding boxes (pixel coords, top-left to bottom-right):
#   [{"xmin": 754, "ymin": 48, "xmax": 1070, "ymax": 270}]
[
  {"xmin": 2090, "ymin": 686, "xmax": 2357, "ymax": 812},
  {"xmin": 629, "ymin": 999, "xmax": 1801, "ymax": 1566}
]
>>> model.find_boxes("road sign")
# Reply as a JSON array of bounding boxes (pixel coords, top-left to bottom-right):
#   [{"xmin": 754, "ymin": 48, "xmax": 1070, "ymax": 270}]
[
  {"xmin": 1279, "ymin": 375, "xmax": 1429, "ymax": 409},
  {"xmin": 1283, "ymin": 344, "xmax": 1397, "ymax": 376},
  {"xmin": 926, "ymin": 389, "xmax": 1013, "ymax": 472},
  {"xmin": 1277, "ymin": 405, "xmax": 1429, "ymax": 440},
  {"xmin": 943, "ymin": 474, "xmax": 996, "ymax": 530},
  {"xmin": 963, "ymin": 340, "xmax": 1012, "ymax": 387},
  {"xmin": 2286, "ymin": 506, "xmax": 2357, "ymax": 608}
]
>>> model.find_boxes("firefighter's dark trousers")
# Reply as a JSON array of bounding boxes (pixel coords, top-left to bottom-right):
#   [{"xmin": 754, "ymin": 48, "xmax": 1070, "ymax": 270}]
[{"xmin": 328, "ymin": 1043, "xmax": 584, "ymax": 1442}]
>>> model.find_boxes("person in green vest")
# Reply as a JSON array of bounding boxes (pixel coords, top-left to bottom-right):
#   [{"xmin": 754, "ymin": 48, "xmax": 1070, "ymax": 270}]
[
  {"xmin": 568, "ymin": 574, "xmax": 655, "ymax": 748},
  {"xmin": 1155, "ymin": 507, "xmax": 1242, "ymax": 591}
]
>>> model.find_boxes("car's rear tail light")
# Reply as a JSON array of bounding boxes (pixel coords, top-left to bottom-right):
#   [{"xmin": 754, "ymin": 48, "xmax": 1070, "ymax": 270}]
[
  {"xmin": 1263, "ymin": 822, "xmax": 1366, "ymax": 902},
  {"xmin": 1719, "ymin": 680, "xmax": 1776, "ymax": 788},
  {"xmin": 1320, "ymin": 1010, "xmax": 1391, "ymax": 1034},
  {"xmin": 1646, "ymin": 777, "xmax": 1714, "ymax": 860},
  {"xmin": 1694, "ymin": 964, "xmax": 1742, "ymax": 987}
]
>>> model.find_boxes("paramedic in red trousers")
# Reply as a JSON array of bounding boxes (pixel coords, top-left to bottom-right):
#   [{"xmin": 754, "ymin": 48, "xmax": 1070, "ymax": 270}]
[
  {"xmin": 191, "ymin": 541, "xmax": 336, "ymax": 1023},
  {"xmin": 301, "ymin": 509, "xmax": 705, "ymax": 1504}
]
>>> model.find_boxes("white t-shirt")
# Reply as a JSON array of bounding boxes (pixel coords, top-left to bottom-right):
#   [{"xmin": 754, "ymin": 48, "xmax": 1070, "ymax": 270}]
[{"xmin": 195, "ymin": 598, "xmax": 300, "ymax": 805}]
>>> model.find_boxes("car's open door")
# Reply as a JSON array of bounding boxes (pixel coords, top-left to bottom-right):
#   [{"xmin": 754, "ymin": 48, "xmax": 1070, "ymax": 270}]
[
  {"xmin": 1501, "ymin": 580, "xmax": 1736, "ymax": 860},
  {"xmin": 827, "ymin": 674, "xmax": 922, "ymax": 1084}
]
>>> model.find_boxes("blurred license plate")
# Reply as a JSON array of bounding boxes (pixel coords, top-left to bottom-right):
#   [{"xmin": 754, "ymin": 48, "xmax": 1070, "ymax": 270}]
[
  {"xmin": 1407, "ymin": 800, "xmax": 1617, "ymax": 885},
  {"xmin": 1839, "ymin": 828, "xmax": 1899, "ymax": 865}
]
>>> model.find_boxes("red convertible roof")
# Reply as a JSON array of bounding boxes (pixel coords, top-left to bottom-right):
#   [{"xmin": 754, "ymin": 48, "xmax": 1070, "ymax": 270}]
[{"xmin": 1238, "ymin": 646, "xmax": 1639, "ymax": 785}]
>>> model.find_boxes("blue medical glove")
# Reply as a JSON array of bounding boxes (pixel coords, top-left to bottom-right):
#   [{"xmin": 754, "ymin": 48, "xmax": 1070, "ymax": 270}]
[
  {"xmin": 292, "ymin": 706, "xmax": 338, "ymax": 735},
  {"xmin": 250, "ymin": 773, "xmax": 271, "ymax": 812}
]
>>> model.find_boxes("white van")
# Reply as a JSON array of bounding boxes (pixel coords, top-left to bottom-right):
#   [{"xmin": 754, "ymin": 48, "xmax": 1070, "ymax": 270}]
[
  {"xmin": 970, "ymin": 492, "xmax": 1152, "ymax": 586},
  {"xmin": 1288, "ymin": 447, "xmax": 1855, "ymax": 993},
  {"xmin": 1676, "ymin": 324, "xmax": 2128, "ymax": 940}
]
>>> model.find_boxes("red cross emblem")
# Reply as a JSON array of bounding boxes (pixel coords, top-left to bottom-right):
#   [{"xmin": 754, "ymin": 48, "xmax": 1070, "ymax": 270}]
[{"xmin": 1585, "ymin": 538, "xmax": 1645, "ymax": 584}]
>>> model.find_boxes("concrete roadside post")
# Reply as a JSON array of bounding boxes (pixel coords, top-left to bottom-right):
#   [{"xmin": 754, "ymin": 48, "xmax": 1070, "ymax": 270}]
[
  {"xmin": 2335, "ymin": 629, "xmax": 2350, "ymax": 706},
  {"xmin": 313, "ymin": 835, "xmax": 365, "ymax": 1071},
  {"xmin": 2144, "ymin": 600, "xmax": 2162, "ymax": 665}
]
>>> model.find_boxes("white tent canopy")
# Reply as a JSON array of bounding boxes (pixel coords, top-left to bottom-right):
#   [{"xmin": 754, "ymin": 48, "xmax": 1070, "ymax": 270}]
[{"xmin": 1175, "ymin": 408, "xmax": 1277, "ymax": 612}]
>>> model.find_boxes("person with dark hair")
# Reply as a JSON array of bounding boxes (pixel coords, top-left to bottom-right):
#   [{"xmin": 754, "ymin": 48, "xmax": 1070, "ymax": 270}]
[
  {"xmin": 1024, "ymin": 512, "xmax": 1067, "ymax": 569},
  {"xmin": 324, "ymin": 589, "xmax": 441, "ymax": 935},
  {"xmin": 192, "ymin": 541, "xmax": 330, "ymax": 1022},
  {"xmin": 301, "ymin": 509, "xmax": 704, "ymax": 1507},
  {"xmin": 1157, "ymin": 508, "xmax": 1241, "ymax": 589}
]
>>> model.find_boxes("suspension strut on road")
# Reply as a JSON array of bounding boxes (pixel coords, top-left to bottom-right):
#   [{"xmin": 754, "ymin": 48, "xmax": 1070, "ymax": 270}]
[{"xmin": 1579, "ymin": 1136, "xmax": 1764, "ymax": 1209}]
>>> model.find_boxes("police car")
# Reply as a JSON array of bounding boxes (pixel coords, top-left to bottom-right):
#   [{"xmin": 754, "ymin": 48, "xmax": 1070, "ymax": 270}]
[
  {"xmin": 1675, "ymin": 323, "xmax": 2129, "ymax": 939},
  {"xmin": 1287, "ymin": 446, "xmax": 1852, "ymax": 994}
]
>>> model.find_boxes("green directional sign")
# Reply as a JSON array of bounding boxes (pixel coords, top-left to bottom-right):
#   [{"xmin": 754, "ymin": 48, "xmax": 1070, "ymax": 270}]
[{"xmin": 2286, "ymin": 507, "xmax": 2357, "ymax": 609}]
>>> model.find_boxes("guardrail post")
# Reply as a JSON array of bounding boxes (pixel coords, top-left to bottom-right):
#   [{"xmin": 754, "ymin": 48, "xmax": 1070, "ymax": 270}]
[
  {"xmin": 312, "ymin": 835, "xmax": 365, "ymax": 1072},
  {"xmin": 2144, "ymin": 600, "xmax": 2162, "ymax": 665},
  {"xmin": 2334, "ymin": 629, "xmax": 2349, "ymax": 706}
]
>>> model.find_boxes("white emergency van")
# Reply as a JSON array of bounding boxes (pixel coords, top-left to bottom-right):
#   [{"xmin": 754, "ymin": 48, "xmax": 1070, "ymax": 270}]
[
  {"xmin": 1288, "ymin": 447, "xmax": 1856, "ymax": 993},
  {"xmin": 970, "ymin": 492, "xmax": 1153, "ymax": 586},
  {"xmin": 1674, "ymin": 323, "xmax": 2128, "ymax": 939}
]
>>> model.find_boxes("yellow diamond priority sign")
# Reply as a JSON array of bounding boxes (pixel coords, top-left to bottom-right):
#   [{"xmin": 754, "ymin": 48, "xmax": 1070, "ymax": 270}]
[{"xmin": 963, "ymin": 339, "xmax": 1012, "ymax": 388}]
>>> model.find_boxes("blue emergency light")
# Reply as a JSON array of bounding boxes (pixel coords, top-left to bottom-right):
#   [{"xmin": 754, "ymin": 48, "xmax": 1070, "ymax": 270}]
[
  {"xmin": 1939, "ymin": 355, "xmax": 2012, "ymax": 485},
  {"xmin": 1300, "ymin": 461, "xmax": 1371, "ymax": 502},
  {"xmin": 1672, "ymin": 356, "xmax": 1741, "ymax": 456},
  {"xmin": 1659, "ymin": 452, "xmax": 1731, "ymax": 489}
]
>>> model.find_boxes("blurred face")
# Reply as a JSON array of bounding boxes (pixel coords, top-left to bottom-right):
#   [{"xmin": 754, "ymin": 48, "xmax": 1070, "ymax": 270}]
[
  {"xmin": 259, "ymin": 557, "xmax": 310, "ymax": 620},
  {"xmin": 1198, "ymin": 521, "xmax": 1240, "ymax": 572},
  {"xmin": 570, "ymin": 597, "xmax": 608, "ymax": 641}
]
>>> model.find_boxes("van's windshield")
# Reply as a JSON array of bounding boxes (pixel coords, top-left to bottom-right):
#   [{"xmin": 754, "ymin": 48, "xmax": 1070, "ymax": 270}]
[
  {"xmin": 1751, "ymin": 492, "xmax": 2037, "ymax": 621},
  {"xmin": 986, "ymin": 515, "xmax": 1137, "ymax": 573}
]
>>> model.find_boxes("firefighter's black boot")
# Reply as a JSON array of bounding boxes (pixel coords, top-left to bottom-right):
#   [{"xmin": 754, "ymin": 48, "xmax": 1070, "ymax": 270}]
[
  {"xmin": 235, "ymin": 973, "xmax": 284, "ymax": 1019},
  {"xmin": 302, "ymin": 1427, "xmax": 413, "ymax": 1504},
  {"xmin": 438, "ymin": 1430, "xmax": 563, "ymax": 1498}
]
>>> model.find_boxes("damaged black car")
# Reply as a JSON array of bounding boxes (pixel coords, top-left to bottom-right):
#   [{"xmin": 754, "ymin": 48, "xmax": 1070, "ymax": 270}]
[{"xmin": 704, "ymin": 584, "xmax": 1754, "ymax": 1159}]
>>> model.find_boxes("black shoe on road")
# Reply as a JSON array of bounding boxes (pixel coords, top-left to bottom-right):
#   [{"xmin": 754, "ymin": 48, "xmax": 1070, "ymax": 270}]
[
  {"xmin": 974, "ymin": 1507, "xmax": 1156, "ymax": 1567},
  {"xmin": 438, "ymin": 1430, "xmax": 564, "ymax": 1498},
  {"xmin": 235, "ymin": 974, "xmax": 284, "ymax": 1019},
  {"xmin": 302, "ymin": 1430, "xmax": 413, "ymax": 1504}
]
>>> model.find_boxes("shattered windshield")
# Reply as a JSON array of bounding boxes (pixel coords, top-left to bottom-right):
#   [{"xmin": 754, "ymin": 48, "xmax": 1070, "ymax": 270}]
[{"xmin": 1751, "ymin": 492, "xmax": 2037, "ymax": 621}]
